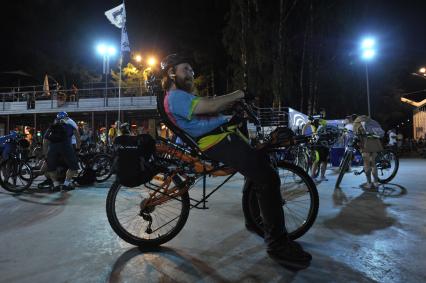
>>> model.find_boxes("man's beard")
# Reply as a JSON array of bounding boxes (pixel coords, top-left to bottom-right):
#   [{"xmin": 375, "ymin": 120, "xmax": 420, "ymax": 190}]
[{"xmin": 175, "ymin": 76, "xmax": 193, "ymax": 92}]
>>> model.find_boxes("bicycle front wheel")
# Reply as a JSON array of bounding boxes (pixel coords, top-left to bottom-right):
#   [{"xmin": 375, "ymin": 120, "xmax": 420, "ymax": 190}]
[
  {"xmin": 376, "ymin": 150, "xmax": 399, "ymax": 184},
  {"xmin": 106, "ymin": 172, "xmax": 190, "ymax": 247},
  {"xmin": 335, "ymin": 151, "xmax": 351, "ymax": 188},
  {"xmin": 242, "ymin": 161, "xmax": 319, "ymax": 240},
  {"xmin": 0, "ymin": 159, "xmax": 33, "ymax": 193},
  {"xmin": 92, "ymin": 154, "xmax": 113, "ymax": 182}
]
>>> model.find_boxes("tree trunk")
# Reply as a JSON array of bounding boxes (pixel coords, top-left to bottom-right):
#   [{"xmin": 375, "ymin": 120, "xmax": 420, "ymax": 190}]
[
  {"xmin": 299, "ymin": 23, "xmax": 308, "ymax": 113},
  {"xmin": 307, "ymin": 1, "xmax": 314, "ymax": 115}
]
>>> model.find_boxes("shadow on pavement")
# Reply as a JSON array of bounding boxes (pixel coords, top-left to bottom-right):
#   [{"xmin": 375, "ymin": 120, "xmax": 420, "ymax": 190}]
[
  {"xmin": 377, "ymin": 183, "xmax": 407, "ymax": 198},
  {"xmin": 324, "ymin": 190, "xmax": 396, "ymax": 235},
  {"xmin": 107, "ymin": 246, "xmax": 233, "ymax": 283}
]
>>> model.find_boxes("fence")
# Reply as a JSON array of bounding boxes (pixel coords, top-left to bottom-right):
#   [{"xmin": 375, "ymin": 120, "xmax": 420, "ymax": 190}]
[{"xmin": 0, "ymin": 86, "xmax": 156, "ymax": 113}]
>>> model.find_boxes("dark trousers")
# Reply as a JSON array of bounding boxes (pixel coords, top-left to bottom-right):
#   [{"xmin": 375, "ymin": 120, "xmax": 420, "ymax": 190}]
[{"xmin": 204, "ymin": 134, "xmax": 286, "ymax": 249}]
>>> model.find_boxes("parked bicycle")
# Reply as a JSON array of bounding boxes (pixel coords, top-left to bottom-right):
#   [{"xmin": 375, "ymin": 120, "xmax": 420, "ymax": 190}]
[
  {"xmin": 0, "ymin": 135, "xmax": 33, "ymax": 193},
  {"xmin": 335, "ymin": 135, "xmax": 399, "ymax": 188}
]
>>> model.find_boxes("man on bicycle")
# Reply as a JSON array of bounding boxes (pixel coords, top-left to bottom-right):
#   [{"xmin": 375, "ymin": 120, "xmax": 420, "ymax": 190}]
[
  {"xmin": 43, "ymin": 112, "xmax": 81, "ymax": 191},
  {"xmin": 159, "ymin": 54, "xmax": 312, "ymax": 269}
]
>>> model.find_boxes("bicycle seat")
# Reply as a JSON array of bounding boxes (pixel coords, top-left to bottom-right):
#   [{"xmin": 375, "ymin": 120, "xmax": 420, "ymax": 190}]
[{"xmin": 156, "ymin": 91, "xmax": 207, "ymax": 157}]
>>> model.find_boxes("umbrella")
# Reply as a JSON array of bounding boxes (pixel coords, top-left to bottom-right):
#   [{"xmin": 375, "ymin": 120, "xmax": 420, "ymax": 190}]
[{"xmin": 43, "ymin": 74, "xmax": 50, "ymax": 96}]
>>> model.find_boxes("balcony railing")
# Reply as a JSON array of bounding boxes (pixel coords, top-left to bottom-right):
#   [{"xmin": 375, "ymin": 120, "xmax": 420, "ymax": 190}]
[{"xmin": 0, "ymin": 86, "xmax": 157, "ymax": 114}]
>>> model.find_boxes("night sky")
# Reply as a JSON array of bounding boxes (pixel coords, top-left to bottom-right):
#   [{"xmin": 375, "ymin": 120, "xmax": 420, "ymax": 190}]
[{"xmin": 2, "ymin": 0, "xmax": 426, "ymax": 121}]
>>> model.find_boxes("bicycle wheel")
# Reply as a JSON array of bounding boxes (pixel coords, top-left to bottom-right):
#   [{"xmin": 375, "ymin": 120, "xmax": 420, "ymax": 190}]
[
  {"xmin": 92, "ymin": 154, "xmax": 113, "ymax": 182},
  {"xmin": 376, "ymin": 150, "xmax": 399, "ymax": 184},
  {"xmin": 106, "ymin": 171, "xmax": 190, "ymax": 247},
  {"xmin": 242, "ymin": 161, "xmax": 319, "ymax": 240},
  {"xmin": 0, "ymin": 159, "xmax": 33, "ymax": 193}
]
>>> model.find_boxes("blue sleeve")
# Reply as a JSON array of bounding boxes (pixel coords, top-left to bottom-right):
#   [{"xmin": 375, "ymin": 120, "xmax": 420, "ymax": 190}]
[{"xmin": 169, "ymin": 90, "xmax": 200, "ymax": 120}]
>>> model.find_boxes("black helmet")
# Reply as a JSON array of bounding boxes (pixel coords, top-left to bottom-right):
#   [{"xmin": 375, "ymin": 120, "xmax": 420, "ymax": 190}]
[
  {"xmin": 119, "ymin": 122, "xmax": 130, "ymax": 134},
  {"xmin": 160, "ymin": 54, "xmax": 189, "ymax": 75}
]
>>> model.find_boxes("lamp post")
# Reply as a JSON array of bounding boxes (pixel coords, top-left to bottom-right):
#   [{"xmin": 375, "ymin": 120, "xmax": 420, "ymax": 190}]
[
  {"xmin": 360, "ymin": 37, "xmax": 376, "ymax": 117},
  {"xmin": 96, "ymin": 44, "xmax": 116, "ymax": 105}
]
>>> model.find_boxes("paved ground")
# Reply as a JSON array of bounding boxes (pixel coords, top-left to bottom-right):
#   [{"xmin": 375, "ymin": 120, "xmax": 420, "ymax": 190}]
[{"xmin": 0, "ymin": 158, "xmax": 425, "ymax": 283}]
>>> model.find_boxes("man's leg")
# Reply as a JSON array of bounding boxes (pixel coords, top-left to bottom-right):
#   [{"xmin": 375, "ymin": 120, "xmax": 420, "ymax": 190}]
[
  {"xmin": 205, "ymin": 134, "xmax": 311, "ymax": 268},
  {"xmin": 362, "ymin": 152, "xmax": 372, "ymax": 185},
  {"xmin": 46, "ymin": 146, "xmax": 61, "ymax": 189},
  {"xmin": 371, "ymin": 152, "xmax": 379, "ymax": 184},
  {"xmin": 205, "ymin": 135, "xmax": 284, "ymax": 247},
  {"xmin": 61, "ymin": 144, "xmax": 80, "ymax": 190}
]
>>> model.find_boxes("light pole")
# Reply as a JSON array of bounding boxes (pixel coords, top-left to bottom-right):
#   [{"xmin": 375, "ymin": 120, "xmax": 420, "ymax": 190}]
[
  {"xmin": 96, "ymin": 44, "xmax": 116, "ymax": 105},
  {"xmin": 360, "ymin": 37, "xmax": 376, "ymax": 117}
]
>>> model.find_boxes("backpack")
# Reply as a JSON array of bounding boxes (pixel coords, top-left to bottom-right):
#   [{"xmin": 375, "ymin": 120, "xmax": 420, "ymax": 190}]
[
  {"xmin": 114, "ymin": 134, "xmax": 156, "ymax": 187},
  {"xmin": 74, "ymin": 167, "xmax": 97, "ymax": 186},
  {"xmin": 45, "ymin": 123, "xmax": 68, "ymax": 143},
  {"xmin": 361, "ymin": 118, "xmax": 385, "ymax": 138}
]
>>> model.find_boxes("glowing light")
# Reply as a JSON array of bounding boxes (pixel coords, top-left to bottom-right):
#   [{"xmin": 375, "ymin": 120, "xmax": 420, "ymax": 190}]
[
  {"xmin": 361, "ymin": 38, "xmax": 375, "ymax": 49},
  {"xmin": 135, "ymin": 55, "xmax": 142, "ymax": 62},
  {"xmin": 147, "ymin": 57, "xmax": 157, "ymax": 66},
  {"xmin": 362, "ymin": 49, "xmax": 376, "ymax": 60}
]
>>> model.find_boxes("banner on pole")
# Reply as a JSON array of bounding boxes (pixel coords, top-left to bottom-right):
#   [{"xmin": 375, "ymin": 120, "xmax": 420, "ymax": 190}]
[{"xmin": 105, "ymin": 3, "xmax": 130, "ymax": 52}]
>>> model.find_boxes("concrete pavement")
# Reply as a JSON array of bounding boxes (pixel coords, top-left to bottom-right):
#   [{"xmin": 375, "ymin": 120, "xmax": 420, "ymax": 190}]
[{"xmin": 0, "ymin": 158, "xmax": 425, "ymax": 282}]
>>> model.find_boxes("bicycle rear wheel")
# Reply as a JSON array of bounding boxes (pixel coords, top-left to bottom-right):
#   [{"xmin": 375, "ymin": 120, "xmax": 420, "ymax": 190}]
[
  {"xmin": 242, "ymin": 161, "xmax": 319, "ymax": 240},
  {"xmin": 0, "ymin": 159, "xmax": 33, "ymax": 193},
  {"xmin": 106, "ymin": 170, "xmax": 190, "ymax": 247},
  {"xmin": 376, "ymin": 150, "xmax": 399, "ymax": 184}
]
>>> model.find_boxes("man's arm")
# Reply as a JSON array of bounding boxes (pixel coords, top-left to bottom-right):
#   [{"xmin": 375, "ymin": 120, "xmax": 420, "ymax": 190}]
[
  {"xmin": 74, "ymin": 128, "xmax": 81, "ymax": 149},
  {"xmin": 192, "ymin": 90, "xmax": 244, "ymax": 115}
]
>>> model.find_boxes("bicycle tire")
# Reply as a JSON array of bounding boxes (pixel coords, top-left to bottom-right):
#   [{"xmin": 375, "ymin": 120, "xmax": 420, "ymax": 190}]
[
  {"xmin": 106, "ymin": 178, "xmax": 190, "ymax": 247},
  {"xmin": 242, "ymin": 161, "xmax": 319, "ymax": 240},
  {"xmin": 335, "ymin": 151, "xmax": 351, "ymax": 188},
  {"xmin": 377, "ymin": 150, "xmax": 399, "ymax": 184},
  {"xmin": 92, "ymin": 154, "xmax": 113, "ymax": 182},
  {"xmin": 0, "ymin": 159, "xmax": 33, "ymax": 193}
]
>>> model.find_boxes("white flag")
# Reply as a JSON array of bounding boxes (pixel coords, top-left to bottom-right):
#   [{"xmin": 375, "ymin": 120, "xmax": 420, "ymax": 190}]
[
  {"xmin": 121, "ymin": 25, "xmax": 130, "ymax": 52},
  {"xmin": 105, "ymin": 3, "xmax": 130, "ymax": 52},
  {"xmin": 105, "ymin": 4, "xmax": 125, "ymax": 28}
]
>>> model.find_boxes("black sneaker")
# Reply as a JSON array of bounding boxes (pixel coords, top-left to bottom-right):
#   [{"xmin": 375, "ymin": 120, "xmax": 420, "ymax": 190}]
[
  {"xmin": 267, "ymin": 240, "xmax": 312, "ymax": 270},
  {"xmin": 38, "ymin": 179, "xmax": 53, "ymax": 189},
  {"xmin": 52, "ymin": 185, "xmax": 62, "ymax": 192}
]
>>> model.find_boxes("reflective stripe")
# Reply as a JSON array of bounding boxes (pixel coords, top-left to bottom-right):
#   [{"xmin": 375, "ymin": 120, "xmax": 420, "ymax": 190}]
[
  {"xmin": 315, "ymin": 150, "xmax": 320, "ymax": 162},
  {"xmin": 188, "ymin": 97, "xmax": 200, "ymax": 120},
  {"xmin": 198, "ymin": 125, "xmax": 248, "ymax": 151}
]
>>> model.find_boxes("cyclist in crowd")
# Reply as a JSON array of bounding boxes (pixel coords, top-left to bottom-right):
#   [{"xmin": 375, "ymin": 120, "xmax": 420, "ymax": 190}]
[
  {"xmin": 108, "ymin": 121, "xmax": 120, "ymax": 144},
  {"xmin": 353, "ymin": 115, "xmax": 383, "ymax": 189},
  {"xmin": 43, "ymin": 112, "xmax": 81, "ymax": 191},
  {"xmin": 302, "ymin": 109, "xmax": 330, "ymax": 182},
  {"xmin": 387, "ymin": 128, "xmax": 397, "ymax": 151},
  {"xmin": 159, "ymin": 54, "xmax": 312, "ymax": 270}
]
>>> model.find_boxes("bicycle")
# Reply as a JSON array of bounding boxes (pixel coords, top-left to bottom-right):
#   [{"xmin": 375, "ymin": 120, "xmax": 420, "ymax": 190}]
[
  {"xmin": 335, "ymin": 135, "xmax": 399, "ymax": 188},
  {"xmin": 0, "ymin": 136, "xmax": 33, "ymax": 193},
  {"xmin": 106, "ymin": 85, "xmax": 319, "ymax": 248}
]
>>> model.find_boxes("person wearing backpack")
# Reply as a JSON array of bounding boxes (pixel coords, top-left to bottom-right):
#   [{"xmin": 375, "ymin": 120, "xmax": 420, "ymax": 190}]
[
  {"xmin": 44, "ymin": 114, "xmax": 81, "ymax": 191},
  {"xmin": 113, "ymin": 122, "xmax": 156, "ymax": 187},
  {"xmin": 353, "ymin": 115, "xmax": 384, "ymax": 189}
]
